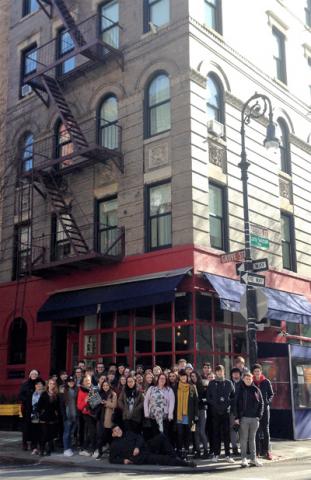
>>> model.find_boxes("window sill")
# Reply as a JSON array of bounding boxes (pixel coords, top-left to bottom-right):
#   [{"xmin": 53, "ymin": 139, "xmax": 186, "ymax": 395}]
[
  {"xmin": 144, "ymin": 130, "xmax": 171, "ymax": 145},
  {"xmin": 273, "ymin": 77, "xmax": 288, "ymax": 90},
  {"xmin": 140, "ymin": 23, "xmax": 170, "ymax": 40}
]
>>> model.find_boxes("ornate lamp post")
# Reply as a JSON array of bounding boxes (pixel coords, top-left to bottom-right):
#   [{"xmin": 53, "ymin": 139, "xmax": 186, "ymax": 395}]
[{"xmin": 239, "ymin": 93, "xmax": 279, "ymax": 368}]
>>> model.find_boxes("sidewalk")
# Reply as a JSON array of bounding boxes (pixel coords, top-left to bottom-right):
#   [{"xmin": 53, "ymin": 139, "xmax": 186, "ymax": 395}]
[{"xmin": 1, "ymin": 431, "xmax": 311, "ymax": 474}]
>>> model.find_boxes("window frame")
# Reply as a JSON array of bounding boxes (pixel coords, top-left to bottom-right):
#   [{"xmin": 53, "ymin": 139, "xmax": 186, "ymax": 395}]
[
  {"xmin": 56, "ymin": 27, "xmax": 76, "ymax": 77},
  {"xmin": 22, "ymin": 0, "xmax": 39, "ymax": 17},
  {"xmin": 305, "ymin": 0, "xmax": 311, "ymax": 27},
  {"xmin": 206, "ymin": 72, "xmax": 225, "ymax": 125},
  {"xmin": 97, "ymin": 94, "xmax": 119, "ymax": 150},
  {"xmin": 13, "ymin": 222, "xmax": 32, "ymax": 279},
  {"xmin": 143, "ymin": 0, "xmax": 170, "ymax": 33},
  {"xmin": 21, "ymin": 132, "xmax": 34, "ymax": 173},
  {"xmin": 145, "ymin": 180, "xmax": 172, "ymax": 252},
  {"xmin": 96, "ymin": 196, "xmax": 119, "ymax": 254},
  {"xmin": 20, "ymin": 43, "xmax": 37, "ymax": 98},
  {"xmin": 51, "ymin": 214, "xmax": 71, "ymax": 261},
  {"xmin": 272, "ymin": 26, "xmax": 287, "ymax": 84},
  {"xmin": 145, "ymin": 71, "xmax": 171, "ymax": 139},
  {"xmin": 281, "ymin": 212, "xmax": 296, "ymax": 272},
  {"xmin": 8, "ymin": 318, "xmax": 27, "ymax": 365},
  {"xmin": 209, "ymin": 181, "xmax": 228, "ymax": 252},
  {"xmin": 99, "ymin": 0, "xmax": 120, "ymax": 49},
  {"xmin": 277, "ymin": 118, "xmax": 291, "ymax": 175},
  {"xmin": 204, "ymin": 0, "xmax": 222, "ymax": 34}
]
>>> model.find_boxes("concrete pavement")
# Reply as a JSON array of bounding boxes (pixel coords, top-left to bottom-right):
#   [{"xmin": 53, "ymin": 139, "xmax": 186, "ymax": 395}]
[{"xmin": 0, "ymin": 431, "xmax": 310, "ymax": 474}]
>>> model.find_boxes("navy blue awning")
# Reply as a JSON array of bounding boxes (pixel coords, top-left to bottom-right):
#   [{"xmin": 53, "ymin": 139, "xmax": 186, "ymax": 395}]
[
  {"xmin": 37, "ymin": 267, "xmax": 191, "ymax": 322},
  {"xmin": 203, "ymin": 273, "xmax": 311, "ymax": 325}
]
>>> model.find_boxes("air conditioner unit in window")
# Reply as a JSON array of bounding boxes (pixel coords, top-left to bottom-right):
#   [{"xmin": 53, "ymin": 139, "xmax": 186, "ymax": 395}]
[
  {"xmin": 21, "ymin": 84, "xmax": 32, "ymax": 97},
  {"xmin": 207, "ymin": 119, "xmax": 224, "ymax": 138}
]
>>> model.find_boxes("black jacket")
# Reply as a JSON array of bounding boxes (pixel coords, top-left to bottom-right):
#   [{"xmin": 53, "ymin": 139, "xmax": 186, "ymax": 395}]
[
  {"xmin": 197, "ymin": 383, "xmax": 208, "ymax": 410},
  {"xmin": 37, "ymin": 391, "xmax": 60, "ymax": 423},
  {"xmin": 109, "ymin": 431, "xmax": 146, "ymax": 464},
  {"xmin": 207, "ymin": 379, "xmax": 235, "ymax": 415},
  {"xmin": 230, "ymin": 379, "xmax": 243, "ymax": 416},
  {"xmin": 254, "ymin": 377, "xmax": 274, "ymax": 408},
  {"xmin": 236, "ymin": 383, "xmax": 264, "ymax": 420},
  {"xmin": 19, "ymin": 379, "xmax": 37, "ymax": 405}
]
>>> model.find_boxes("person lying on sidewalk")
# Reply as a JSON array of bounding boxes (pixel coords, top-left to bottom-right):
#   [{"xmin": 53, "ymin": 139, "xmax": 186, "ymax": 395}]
[{"xmin": 109, "ymin": 425, "xmax": 196, "ymax": 468}]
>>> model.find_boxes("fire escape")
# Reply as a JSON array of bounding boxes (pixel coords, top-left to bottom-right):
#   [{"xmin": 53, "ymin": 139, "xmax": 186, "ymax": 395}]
[{"xmin": 18, "ymin": 0, "xmax": 125, "ymax": 277}]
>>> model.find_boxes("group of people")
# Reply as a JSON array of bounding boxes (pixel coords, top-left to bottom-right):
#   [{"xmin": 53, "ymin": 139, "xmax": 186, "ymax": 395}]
[{"xmin": 18, "ymin": 356, "xmax": 274, "ymax": 469}]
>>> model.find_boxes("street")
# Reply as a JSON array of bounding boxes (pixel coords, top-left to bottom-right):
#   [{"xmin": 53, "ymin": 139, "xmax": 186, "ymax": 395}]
[{"xmin": 1, "ymin": 459, "xmax": 311, "ymax": 480}]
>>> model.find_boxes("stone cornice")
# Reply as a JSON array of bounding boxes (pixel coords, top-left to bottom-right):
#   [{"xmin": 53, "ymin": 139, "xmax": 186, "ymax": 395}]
[
  {"xmin": 290, "ymin": 133, "xmax": 311, "ymax": 154},
  {"xmin": 189, "ymin": 68, "xmax": 206, "ymax": 87}
]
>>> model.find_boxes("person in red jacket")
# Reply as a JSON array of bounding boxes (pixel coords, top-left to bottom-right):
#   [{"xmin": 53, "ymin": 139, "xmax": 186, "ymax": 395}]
[
  {"xmin": 252, "ymin": 364, "xmax": 274, "ymax": 460},
  {"xmin": 77, "ymin": 375, "xmax": 97, "ymax": 456}
]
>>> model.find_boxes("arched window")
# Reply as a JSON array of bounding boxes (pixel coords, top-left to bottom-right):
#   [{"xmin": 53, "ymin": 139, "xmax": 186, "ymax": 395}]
[
  {"xmin": 55, "ymin": 120, "xmax": 73, "ymax": 168},
  {"xmin": 206, "ymin": 73, "xmax": 224, "ymax": 124},
  {"xmin": 277, "ymin": 118, "xmax": 291, "ymax": 174},
  {"xmin": 21, "ymin": 133, "xmax": 34, "ymax": 172},
  {"xmin": 146, "ymin": 73, "xmax": 171, "ymax": 137},
  {"xmin": 99, "ymin": 95, "xmax": 119, "ymax": 149},
  {"xmin": 8, "ymin": 318, "xmax": 27, "ymax": 365}
]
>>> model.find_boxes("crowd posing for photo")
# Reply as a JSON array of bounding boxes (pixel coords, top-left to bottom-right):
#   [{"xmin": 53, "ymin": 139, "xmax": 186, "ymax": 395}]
[{"xmin": 18, "ymin": 356, "xmax": 274, "ymax": 469}]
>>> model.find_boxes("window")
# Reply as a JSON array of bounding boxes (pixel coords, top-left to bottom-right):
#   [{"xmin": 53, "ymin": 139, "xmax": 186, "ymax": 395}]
[
  {"xmin": 8, "ymin": 318, "xmax": 27, "ymax": 365},
  {"xmin": 146, "ymin": 73, "xmax": 171, "ymax": 137},
  {"xmin": 97, "ymin": 197, "xmax": 118, "ymax": 254},
  {"xmin": 98, "ymin": 95, "xmax": 119, "ymax": 149},
  {"xmin": 281, "ymin": 212, "xmax": 296, "ymax": 271},
  {"xmin": 57, "ymin": 28, "xmax": 75, "ymax": 75},
  {"xmin": 147, "ymin": 181, "xmax": 172, "ymax": 250},
  {"xmin": 100, "ymin": 0, "xmax": 119, "ymax": 48},
  {"xmin": 23, "ymin": 0, "xmax": 39, "ymax": 16},
  {"xmin": 272, "ymin": 27, "xmax": 287, "ymax": 84},
  {"xmin": 209, "ymin": 182, "xmax": 227, "ymax": 250},
  {"xmin": 14, "ymin": 223, "xmax": 31, "ymax": 278},
  {"xmin": 52, "ymin": 215, "xmax": 71, "ymax": 260},
  {"xmin": 144, "ymin": 0, "xmax": 170, "ymax": 32},
  {"xmin": 204, "ymin": 0, "xmax": 222, "ymax": 33},
  {"xmin": 277, "ymin": 118, "xmax": 291, "ymax": 174},
  {"xmin": 21, "ymin": 133, "xmax": 34, "ymax": 172},
  {"xmin": 306, "ymin": 0, "xmax": 311, "ymax": 27},
  {"xmin": 206, "ymin": 74, "xmax": 224, "ymax": 123},
  {"xmin": 21, "ymin": 44, "xmax": 37, "ymax": 97},
  {"xmin": 55, "ymin": 121, "xmax": 74, "ymax": 167}
]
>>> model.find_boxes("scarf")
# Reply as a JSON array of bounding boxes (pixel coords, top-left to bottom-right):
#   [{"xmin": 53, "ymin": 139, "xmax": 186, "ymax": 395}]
[
  {"xmin": 253, "ymin": 374, "xmax": 266, "ymax": 386},
  {"xmin": 149, "ymin": 387, "xmax": 166, "ymax": 432},
  {"xmin": 177, "ymin": 382, "xmax": 190, "ymax": 422}
]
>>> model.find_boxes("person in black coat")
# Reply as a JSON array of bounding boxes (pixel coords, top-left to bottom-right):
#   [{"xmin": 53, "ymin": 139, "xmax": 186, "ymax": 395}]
[
  {"xmin": 207, "ymin": 365, "xmax": 235, "ymax": 463},
  {"xmin": 235, "ymin": 372, "xmax": 264, "ymax": 468},
  {"xmin": 18, "ymin": 369, "xmax": 40, "ymax": 450},
  {"xmin": 37, "ymin": 378, "xmax": 60, "ymax": 456},
  {"xmin": 230, "ymin": 367, "xmax": 242, "ymax": 455},
  {"xmin": 252, "ymin": 364, "xmax": 274, "ymax": 459},
  {"xmin": 109, "ymin": 425, "xmax": 196, "ymax": 467}
]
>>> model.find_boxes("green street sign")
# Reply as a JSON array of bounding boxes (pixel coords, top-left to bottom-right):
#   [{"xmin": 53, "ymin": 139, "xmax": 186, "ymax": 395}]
[{"xmin": 250, "ymin": 234, "xmax": 269, "ymax": 249}]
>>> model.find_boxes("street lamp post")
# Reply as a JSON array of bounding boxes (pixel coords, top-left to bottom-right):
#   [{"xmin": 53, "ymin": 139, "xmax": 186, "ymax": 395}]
[{"xmin": 239, "ymin": 93, "xmax": 279, "ymax": 368}]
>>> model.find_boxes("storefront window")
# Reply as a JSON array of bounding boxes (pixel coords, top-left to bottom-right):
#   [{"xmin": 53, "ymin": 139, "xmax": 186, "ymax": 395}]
[
  {"xmin": 135, "ymin": 329, "xmax": 152, "ymax": 354},
  {"xmin": 155, "ymin": 302, "xmax": 171, "ymax": 324},
  {"xmin": 292, "ymin": 360, "xmax": 311, "ymax": 409},
  {"xmin": 84, "ymin": 334, "xmax": 97, "ymax": 356},
  {"xmin": 84, "ymin": 315, "xmax": 97, "ymax": 330},
  {"xmin": 116, "ymin": 330, "xmax": 130, "ymax": 354},
  {"xmin": 196, "ymin": 323, "xmax": 212, "ymax": 351},
  {"xmin": 175, "ymin": 324, "xmax": 192, "ymax": 351},
  {"xmin": 116, "ymin": 310, "xmax": 130, "ymax": 327},
  {"xmin": 135, "ymin": 306, "xmax": 153, "ymax": 327},
  {"xmin": 100, "ymin": 311, "xmax": 114, "ymax": 329},
  {"xmin": 156, "ymin": 354, "xmax": 173, "ymax": 368},
  {"xmin": 155, "ymin": 327, "xmax": 172, "ymax": 352},
  {"xmin": 175, "ymin": 293, "xmax": 192, "ymax": 322},
  {"xmin": 232, "ymin": 330, "xmax": 247, "ymax": 354},
  {"xmin": 214, "ymin": 327, "xmax": 231, "ymax": 352},
  {"xmin": 100, "ymin": 332, "xmax": 114, "ymax": 354},
  {"xmin": 196, "ymin": 293, "xmax": 212, "ymax": 322}
]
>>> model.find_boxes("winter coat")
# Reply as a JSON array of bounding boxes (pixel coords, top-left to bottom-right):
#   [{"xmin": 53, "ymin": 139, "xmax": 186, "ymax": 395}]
[
  {"xmin": 253, "ymin": 375, "xmax": 274, "ymax": 408},
  {"xmin": 207, "ymin": 378, "xmax": 235, "ymax": 415},
  {"xmin": 118, "ymin": 387, "xmax": 144, "ymax": 424},
  {"xmin": 144, "ymin": 386, "xmax": 175, "ymax": 420},
  {"xmin": 109, "ymin": 431, "xmax": 146, "ymax": 464},
  {"xmin": 236, "ymin": 382, "xmax": 264, "ymax": 420},
  {"xmin": 59, "ymin": 386, "xmax": 78, "ymax": 421},
  {"xmin": 76, "ymin": 385, "xmax": 97, "ymax": 416},
  {"xmin": 174, "ymin": 383, "xmax": 199, "ymax": 427},
  {"xmin": 37, "ymin": 391, "xmax": 60, "ymax": 423},
  {"xmin": 98, "ymin": 390, "xmax": 117, "ymax": 428}
]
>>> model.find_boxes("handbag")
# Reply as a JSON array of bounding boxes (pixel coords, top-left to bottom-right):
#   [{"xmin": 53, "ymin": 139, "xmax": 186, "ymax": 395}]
[{"xmin": 88, "ymin": 390, "xmax": 102, "ymax": 410}]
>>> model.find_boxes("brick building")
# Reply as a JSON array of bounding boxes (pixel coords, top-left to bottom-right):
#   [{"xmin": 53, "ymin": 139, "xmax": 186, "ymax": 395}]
[{"xmin": 0, "ymin": 0, "xmax": 311, "ymax": 437}]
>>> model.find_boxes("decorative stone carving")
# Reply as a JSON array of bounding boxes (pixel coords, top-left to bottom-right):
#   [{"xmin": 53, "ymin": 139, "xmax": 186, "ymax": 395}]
[
  {"xmin": 208, "ymin": 140, "xmax": 227, "ymax": 172},
  {"xmin": 148, "ymin": 142, "xmax": 169, "ymax": 169},
  {"xmin": 279, "ymin": 177, "xmax": 293, "ymax": 203}
]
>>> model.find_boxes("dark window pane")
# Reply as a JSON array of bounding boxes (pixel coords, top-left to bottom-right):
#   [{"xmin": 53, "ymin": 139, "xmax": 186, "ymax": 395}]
[
  {"xmin": 214, "ymin": 298, "xmax": 224, "ymax": 323},
  {"xmin": 135, "ymin": 306, "xmax": 153, "ymax": 327},
  {"xmin": 155, "ymin": 354, "xmax": 173, "ymax": 368},
  {"xmin": 214, "ymin": 328, "xmax": 232, "ymax": 353},
  {"xmin": 175, "ymin": 325, "xmax": 193, "ymax": 351},
  {"xmin": 149, "ymin": 0, "xmax": 170, "ymax": 27},
  {"xmin": 100, "ymin": 311, "xmax": 114, "ymax": 329},
  {"xmin": 135, "ymin": 355, "xmax": 153, "ymax": 369},
  {"xmin": 101, "ymin": 332, "xmax": 114, "ymax": 354},
  {"xmin": 84, "ymin": 335, "xmax": 97, "ymax": 356},
  {"xmin": 116, "ymin": 310, "xmax": 130, "ymax": 327},
  {"xmin": 196, "ymin": 293, "xmax": 212, "ymax": 322},
  {"xmin": 155, "ymin": 302, "xmax": 172, "ymax": 324},
  {"xmin": 116, "ymin": 330, "xmax": 129, "ymax": 354},
  {"xmin": 155, "ymin": 327, "xmax": 172, "ymax": 352},
  {"xmin": 175, "ymin": 293, "xmax": 192, "ymax": 322},
  {"xmin": 197, "ymin": 351, "xmax": 213, "ymax": 369},
  {"xmin": 196, "ymin": 323, "xmax": 213, "ymax": 351},
  {"xmin": 148, "ymin": 74, "xmax": 171, "ymax": 136},
  {"xmin": 232, "ymin": 330, "xmax": 247, "ymax": 354},
  {"xmin": 135, "ymin": 329, "xmax": 152, "ymax": 354},
  {"xmin": 8, "ymin": 318, "xmax": 27, "ymax": 365},
  {"xmin": 84, "ymin": 315, "xmax": 97, "ymax": 330}
]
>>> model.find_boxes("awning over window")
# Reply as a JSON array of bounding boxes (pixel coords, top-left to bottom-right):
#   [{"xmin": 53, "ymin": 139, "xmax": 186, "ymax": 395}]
[
  {"xmin": 203, "ymin": 273, "xmax": 311, "ymax": 325},
  {"xmin": 37, "ymin": 267, "xmax": 192, "ymax": 322}
]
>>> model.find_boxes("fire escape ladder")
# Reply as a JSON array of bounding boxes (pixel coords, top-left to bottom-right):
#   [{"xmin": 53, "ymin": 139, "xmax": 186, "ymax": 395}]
[
  {"xmin": 41, "ymin": 75, "xmax": 89, "ymax": 151},
  {"xmin": 37, "ymin": 0, "xmax": 53, "ymax": 18},
  {"xmin": 52, "ymin": 0, "xmax": 87, "ymax": 48},
  {"xmin": 38, "ymin": 172, "xmax": 90, "ymax": 256}
]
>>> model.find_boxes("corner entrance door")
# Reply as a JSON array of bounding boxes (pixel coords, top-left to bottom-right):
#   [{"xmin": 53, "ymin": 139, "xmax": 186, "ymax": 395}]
[{"xmin": 67, "ymin": 332, "xmax": 79, "ymax": 373}]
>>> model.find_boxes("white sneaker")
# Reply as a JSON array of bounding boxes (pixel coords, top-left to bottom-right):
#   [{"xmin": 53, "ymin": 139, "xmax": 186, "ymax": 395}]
[
  {"xmin": 241, "ymin": 458, "xmax": 249, "ymax": 468},
  {"xmin": 92, "ymin": 450, "xmax": 99, "ymax": 458},
  {"xmin": 225, "ymin": 456, "xmax": 236, "ymax": 464},
  {"xmin": 102, "ymin": 444, "xmax": 109, "ymax": 453},
  {"xmin": 250, "ymin": 458, "xmax": 263, "ymax": 467},
  {"xmin": 212, "ymin": 455, "xmax": 219, "ymax": 463},
  {"xmin": 79, "ymin": 450, "xmax": 91, "ymax": 456},
  {"xmin": 64, "ymin": 449, "xmax": 74, "ymax": 457}
]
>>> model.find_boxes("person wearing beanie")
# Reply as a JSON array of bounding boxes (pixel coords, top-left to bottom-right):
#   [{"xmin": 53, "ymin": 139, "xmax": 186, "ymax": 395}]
[
  {"xmin": 18, "ymin": 369, "xmax": 40, "ymax": 451},
  {"xmin": 230, "ymin": 367, "xmax": 242, "ymax": 456},
  {"xmin": 251, "ymin": 364, "xmax": 274, "ymax": 460}
]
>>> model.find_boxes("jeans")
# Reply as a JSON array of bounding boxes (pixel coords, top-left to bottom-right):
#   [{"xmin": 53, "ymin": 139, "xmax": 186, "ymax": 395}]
[
  {"xmin": 256, "ymin": 407, "xmax": 271, "ymax": 455},
  {"xmin": 176, "ymin": 423, "xmax": 191, "ymax": 454},
  {"xmin": 83, "ymin": 414, "xmax": 97, "ymax": 452},
  {"xmin": 194, "ymin": 409, "xmax": 208, "ymax": 451},
  {"xmin": 212, "ymin": 412, "xmax": 230, "ymax": 456},
  {"xmin": 63, "ymin": 419, "xmax": 77, "ymax": 451},
  {"xmin": 240, "ymin": 417, "xmax": 259, "ymax": 461},
  {"xmin": 230, "ymin": 413, "xmax": 239, "ymax": 449}
]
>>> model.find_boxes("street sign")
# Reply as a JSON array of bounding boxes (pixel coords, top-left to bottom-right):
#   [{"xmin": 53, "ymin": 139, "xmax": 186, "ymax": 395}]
[
  {"xmin": 220, "ymin": 249, "xmax": 245, "ymax": 264},
  {"xmin": 251, "ymin": 234, "xmax": 270, "ymax": 249},
  {"xmin": 236, "ymin": 258, "xmax": 269, "ymax": 275},
  {"xmin": 240, "ymin": 272, "xmax": 266, "ymax": 287},
  {"xmin": 240, "ymin": 288, "xmax": 268, "ymax": 321}
]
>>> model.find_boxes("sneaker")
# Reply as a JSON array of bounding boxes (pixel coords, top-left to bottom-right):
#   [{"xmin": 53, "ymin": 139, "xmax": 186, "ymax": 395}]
[
  {"xmin": 250, "ymin": 458, "xmax": 263, "ymax": 467},
  {"xmin": 31, "ymin": 448, "xmax": 39, "ymax": 455},
  {"xmin": 212, "ymin": 455, "xmax": 219, "ymax": 463},
  {"xmin": 92, "ymin": 450, "xmax": 99, "ymax": 458},
  {"xmin": 64, "ymin": 449, "xmax": 74, "ymax": 457},
  {"xmin": 266, "ymin": 452, "xmax": 273, "ymax": 460},
  {"xmin": 194, "ymin": 451, "xmax": 202, "ymax": 459},
  {"xmin": 79, "ymin": 450, "xmax": 91, "ymax": 456},
  {"xmin": 225, "ymin": 456, "xmax": 236, "ymax": 464},
  {"xmin": 185, "ymin": 460, "xmax": 197, "ymax": 468},
  {"xmin": 232, "ymin": 447, "xmax": 240, "ymax": 456},
  {"xmin": 241, "ymin": 458, "xmax": 249, "ymax": 468},
  {"xmin": 102, "ymin": 444, "xmax": 109, "ymax": 453}
]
